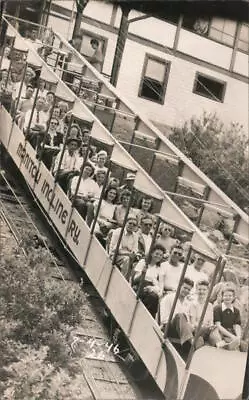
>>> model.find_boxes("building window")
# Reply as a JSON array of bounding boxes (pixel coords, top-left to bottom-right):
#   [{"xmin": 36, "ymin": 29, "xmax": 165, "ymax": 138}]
[
  {"xmin": 139, "ymin": 55, "xmax": 170, "ymax": 104},
  {"xmin": 182, "ymin": 16, "xmax": 238, "ymax": 48},
  {"xmin": 238, "ymin": 23, "xmax": 249, "ymax": 53},
  {"xmin": 79, "ymin": 30, "xmax": 107, "ymax": 73},
  {"xmin": 209, "ymin": 18, "xmax": 237, "ymax": 46},
  {"xmin": 182, "ymin": 16, "xmax": 209, "ymax": 36},
  {"xmin": 193, "ymin": 73, "xmax": 226, "ymax": 102}
]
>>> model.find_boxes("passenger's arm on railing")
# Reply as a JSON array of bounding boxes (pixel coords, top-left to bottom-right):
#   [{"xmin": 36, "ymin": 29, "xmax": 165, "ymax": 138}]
[
  {"xmin": 52, "ymin": 151, "xmax": 62, "ymax": 175},
  {"xmin": 215, "ymin": 321, "xmax": 236, "ymax": 339},
  {"xmin": 159, "ymin": 294, "xmax": 173, "ymax": 328},
  {"xmin": 132, "ymin": 259, "xmax": 145, "ymax": 283},
  {"xmin": 234, "ymin": 323, "xmax": 242, "ymax": 339},
  {"xmin": 108, "ymin": 228, "xmax": 119, "ymax": 257}
]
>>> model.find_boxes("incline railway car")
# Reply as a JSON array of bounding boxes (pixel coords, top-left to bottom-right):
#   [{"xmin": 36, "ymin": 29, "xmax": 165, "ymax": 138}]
[{"xmin": 0, "ymin": 16, "xmax": 248, "ymax": 400}]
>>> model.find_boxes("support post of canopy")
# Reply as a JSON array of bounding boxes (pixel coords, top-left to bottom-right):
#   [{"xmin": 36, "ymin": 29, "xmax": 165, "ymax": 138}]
[
  {"xmin": 173, "ymin": 160, "xmax": 185, "ymax": 193},
  {"xmin": 196, "ymin": 186, "xmax": 211, "ymax": 227},
  {"xmin": 110, "ymin": 3, "xmax": 131, "ymax": 87},
  {"xmin": 225, "ymin": 214, "xmax": 241, "ymax": 255}
]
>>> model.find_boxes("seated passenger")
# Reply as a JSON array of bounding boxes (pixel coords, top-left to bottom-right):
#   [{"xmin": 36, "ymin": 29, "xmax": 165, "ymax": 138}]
[
  {"xmin": 187, "ymin": 254, "xmax": 209, "ymax": 290},
  {"xmin": 50, "ymin": 105, "xmax": 59, "ymax": 118},
  {"xmin": 1, "ymin": 46, "xmax": 11, "ymax": 71},
  {"xmin": 137, "ymin": 216, "xmax": 153, "ymax": 258},
  {"xmin": 92, "ymin": 185, "xmax": 119, "ymax": 247},
  {"xmin": 114, "ymin": 189, "xmax": 134, "ymax": 227},
  {"xmin": 108, "ymin": 176, "xmax": 120, "ymax": 188},
  {"xmin": 40, "ymin": 117, "xmax": 64, "ymax": 170},
  {"xmin": 160, "ymin": 277, "xmax": 194, "ymax": 352},
  {"xmin": 46, "ymin": 91, "xmax": 55, "ymax": 110},
  {"xmin": 119, "ymin": 173, "xmax": 136, "ymax": 193},
  {"xmin": 157, "ymin": 223, "xmax": 178, "ymax": 254},
  {"xmin": 16, "ymin": 84, "xmax": 34, "ymax": 114},
  {"xmin": 57, "ymin": 101, "xmax": 69, "ymax": 134},
  {"xmin": 10, "ymin": 49, "xmax": 26, "ymax": 82},
  {"xmin": 213, "ymin": 287, "xmax": 242, "ymax": 350},
  {"xmin": 133, "ymin": 244, "xmax": 166, "ymax": 318},
  {"xmin": 94, "ymin": 168, "xmax": 107, "ymax": 193},
  {"xmin": 24, "ymin": 96, "xmax": 48, "ymax": 149},
  {"xmin": 79, "ymin": 143, "xmax": 94, "ymax": 161},
  {"xmin": 81, "ymin": 127, "xmax": 91, "ymax": 145},
  {"xmin": 25, "ymin": 28, "xmax": 43, "ymax": 53},
  {"xmin": 86, "ymin": 168, "xmax": 108, "ymax": 226},
  {"xmin": 210, "ymin": 269, "xmax": 240, "ymax": 305},
  {"xmin": 94, "ymin": 150, "xmax": 108, "ymax": 173},
  {"xmin": 134, "ymin": 195, "xmax": 155, "ymax": 227},
  {"xmin": 15, "ymin": 66, "xmax": 36, "ymax": 100},
  {"xmin": 0, "ymin": 69, "xmax": 16, "ymax": 112},
  {"xmin": 53, "ymin": 134, "xmax": 82, "ymax": 192},
  {"xmin": 70, "ymin": 162, "xmax": 99, "ymax": 220},
  {"xmin": 37, "ymin": 79, "xmax": 47, "ymax": 98},
  {"xmin": 109, "ymin": 216, "xmax": 139, "ymax": 278},
  {"xmin": 188, "ymin": 280, "xmax": 218, "ymax": 348},
  {"xmin": 161, "ymin": 245, "xmax": 184, "ymax": 293},
  {"xmin": 88, "ymin": 38, "xmax": 104, "ymax": 72}
]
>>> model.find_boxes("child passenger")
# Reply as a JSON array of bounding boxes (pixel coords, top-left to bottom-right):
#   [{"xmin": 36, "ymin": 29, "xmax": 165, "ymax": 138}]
[{"xmin": 213, "ymin": 287, "xmax": 242, "ymax": 350}]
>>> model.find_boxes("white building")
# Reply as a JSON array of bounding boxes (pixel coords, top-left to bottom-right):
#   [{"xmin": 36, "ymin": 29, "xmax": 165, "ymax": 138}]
[{"xmin": 46, "ymin": 0, "xmax": 248, "ymax": 133}]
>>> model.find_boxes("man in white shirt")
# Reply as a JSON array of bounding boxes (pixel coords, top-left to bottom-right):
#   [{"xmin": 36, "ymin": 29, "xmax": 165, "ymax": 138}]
[
  {"xmin": 187, "ymin": 254, "xmax": 209, "ymax": 289},
  {"xmin": 24, "ymin": 96, "xmax": 48, "ymax": 149},
  {"xmin": 70, "ymin": 162, "xmax": 99, "ymax": 220},
  {"xmin": 137, "ymin": 216, "xmax": 153, "ymax": 257},
  {"xmin": 161, "ymin": 246, "xmax": 184, "ymax": 293},
  {"xmin": 109, "ymin": 216, "xmax": 139, "ymax": 278},
  {"xmin": 188, "ymin": 280, "xmax": 217, "ymax": 348},
  {"xmin": 25, "ymin": 29, "xmax": 43, "ymax": 54},
  {"xmin": 53, "ymin": 135, "xmax": 83, "ymax": 192},
  {"xmin": 160, "ymin": 277, "xmax": 194, "ymax": 348}
]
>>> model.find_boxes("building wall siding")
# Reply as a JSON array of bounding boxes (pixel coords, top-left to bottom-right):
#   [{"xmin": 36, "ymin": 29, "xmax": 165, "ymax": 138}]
[
  {"xmin": 116, "ymin": 39, "xmax": 248, "ymax": 130},
  {"xmin": 178, "ymin": 29, "xmax": 233, "ymax": 70},
  {"xmin": 233, "ymin": 52, "xmax": 249, "ymax": 77},
  {"xmin": 48, "ymin": 2, "xmax": 249, "ymax": 131}
]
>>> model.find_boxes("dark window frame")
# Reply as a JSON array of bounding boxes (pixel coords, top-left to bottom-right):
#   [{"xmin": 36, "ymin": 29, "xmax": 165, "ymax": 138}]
[
  {"xmin": 181, "ymin": 16, "xmax": 238, "ymax": 50},
  {"xmin": 237, "ymin": 23, "xmax": 249, "ymax": 54},
  {"xmin": 138, "ymin": 53, "xmax": 171, "ymax": 105},
  {"xmin": 193, "ymin": 72, "xmax": 227, "ymax": 103}
]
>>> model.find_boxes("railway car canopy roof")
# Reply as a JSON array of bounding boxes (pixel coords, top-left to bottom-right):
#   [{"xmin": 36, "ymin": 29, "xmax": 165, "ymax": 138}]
[{"xmin": 112, "ymin": 0, "xmax": 249, "ymax": 22}]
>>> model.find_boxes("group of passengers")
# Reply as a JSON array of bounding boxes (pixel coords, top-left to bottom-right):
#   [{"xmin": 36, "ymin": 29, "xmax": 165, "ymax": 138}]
[{"xmin": 0, "ymin": 41, "xmax": 246, "ymax": 357}]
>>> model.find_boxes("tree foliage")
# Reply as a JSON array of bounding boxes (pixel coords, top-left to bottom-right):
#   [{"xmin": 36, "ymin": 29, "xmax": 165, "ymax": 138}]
[
  {"xmin": 0, "ymin": 247, "xmax": 93, "ymax": 399},
  {"xmin": 169, "ymin": 112, "xmax": 249, "ymax": 210}
]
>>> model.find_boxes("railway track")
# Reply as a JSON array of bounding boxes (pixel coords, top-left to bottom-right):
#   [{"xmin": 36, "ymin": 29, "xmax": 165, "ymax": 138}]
[{"xmin": 0, "ymin": 163, "xmax": 158, "ymax": 400}]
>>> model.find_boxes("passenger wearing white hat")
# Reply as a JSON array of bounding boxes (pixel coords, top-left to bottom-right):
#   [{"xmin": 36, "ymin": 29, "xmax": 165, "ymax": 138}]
[
  {"xmin": 119, "ymin": 172, "xmax": 137, "ymax": 206},
  {"xmin": 120, "ymin": 172, "xmax": 136, "ymax": 191},
  {"xmin": 96, "ymin": 149, "xmax": 107, "ymax": 165}
]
